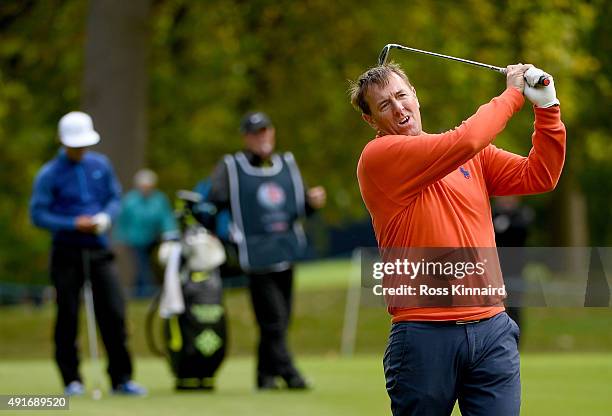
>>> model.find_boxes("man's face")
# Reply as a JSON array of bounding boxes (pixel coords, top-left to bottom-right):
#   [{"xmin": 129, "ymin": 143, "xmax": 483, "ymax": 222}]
[
  {"xmin": 64, "ymin": 146, "xmax": 87, "ymax": 161},
  {"xmin": 244, "ymin": 126, "xmax": 276, "ymax": 159},
  {"xmin": 362, "ymin": 72, "xmax": 422, "ymax": 136},
  {"xmin": 138, "ymin": 183, "xmax": 155, "ymax": 196}
]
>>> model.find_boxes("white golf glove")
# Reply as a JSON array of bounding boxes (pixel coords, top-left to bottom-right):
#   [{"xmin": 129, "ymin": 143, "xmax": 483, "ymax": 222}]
[
  {"xmin": 92, "ymin": 213, "xmax": 111, "ymax": 234},
  {"xmin": 523, "ymin": 67, "xmax": 559, "ymax": 108}
]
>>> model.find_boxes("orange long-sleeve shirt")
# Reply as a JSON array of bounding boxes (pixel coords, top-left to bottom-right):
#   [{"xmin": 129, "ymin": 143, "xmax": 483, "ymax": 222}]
[{"xmin": 357, "ymin": 88, "xmax": 566, "ymax": 322}]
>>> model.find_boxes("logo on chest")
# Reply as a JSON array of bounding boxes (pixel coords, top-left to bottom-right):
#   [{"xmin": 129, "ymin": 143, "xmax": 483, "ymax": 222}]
[
  {"xmin": 257, "ymin": 182, "xmax": 286, "ymax": 210},
  {"xmin": 459, "ymin": 166, "xmax": 471, "ymax": 179}
]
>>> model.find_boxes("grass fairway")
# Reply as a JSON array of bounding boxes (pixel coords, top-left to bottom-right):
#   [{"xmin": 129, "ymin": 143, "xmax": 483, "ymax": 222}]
[
  {"xmin": 2, "ymin": 259, "xmax": 612, "ymax": 414},
  {"xmin": 0, "ymin": 355, "xmax": 387, "ymax": 416},
  {"xmin": 1, "ymin": 354, "xmax": 612, "ymax": 415}
]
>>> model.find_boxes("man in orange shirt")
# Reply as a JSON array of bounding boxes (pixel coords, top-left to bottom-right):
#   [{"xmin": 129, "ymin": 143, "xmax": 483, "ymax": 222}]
[{"xmin": 351, "ymin": 63, "xmax": 565, "ymax": 415}]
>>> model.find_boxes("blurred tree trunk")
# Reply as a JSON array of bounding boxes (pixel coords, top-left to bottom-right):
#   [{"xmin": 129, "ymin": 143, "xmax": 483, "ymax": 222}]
[
  {"xmin": 550, "ymin": 108, "xmax": 589, "ymax": 249},
  {"xmin": 82, "ymin": 0, "xmax": 151, "ymax": 189},
  {"xmin": 550, "ymin": 165, "xmax": 589, "ymax": 278},
  {"xmin": 560, "ymin": 182, "xmax": 589, "ymax": 247},
  {"xmin": 82, "ymin": 0, "xmax": 152, "ymax": 292}
]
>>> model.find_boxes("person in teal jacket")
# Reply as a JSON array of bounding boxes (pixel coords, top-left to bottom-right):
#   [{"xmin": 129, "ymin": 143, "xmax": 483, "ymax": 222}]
[{"xmin": 115, "ymin": 169, "xmax": 178, "ymax": 297}]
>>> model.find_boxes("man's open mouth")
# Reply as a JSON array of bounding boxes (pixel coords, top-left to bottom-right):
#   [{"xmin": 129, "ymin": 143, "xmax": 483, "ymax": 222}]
[{"xmin": 399, "ymin": 116, "xmax": 410, "ymax": 125}]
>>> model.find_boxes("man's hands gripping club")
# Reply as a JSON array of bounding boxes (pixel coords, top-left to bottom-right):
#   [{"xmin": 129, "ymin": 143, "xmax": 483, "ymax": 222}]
[
  {"xmin": 506, "ymin": 64, "xmax": 559, "ymax": 108},
  {"xmin": 523, "ymin": 67, "xmax": 559, "ymax": 108}
]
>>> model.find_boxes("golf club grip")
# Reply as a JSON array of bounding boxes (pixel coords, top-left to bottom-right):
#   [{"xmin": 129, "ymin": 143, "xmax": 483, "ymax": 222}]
[
  {"xmin": 537, "ymin": 76, "xmax": 551, "ymax": 86},
  {"xmin": 500, "ymin": 67, "xmax": 551, "ymax": 87}
]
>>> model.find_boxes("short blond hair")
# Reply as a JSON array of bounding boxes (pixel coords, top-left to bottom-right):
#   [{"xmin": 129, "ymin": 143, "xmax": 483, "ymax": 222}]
[{"xmin": 348, "ymin": 62, "xmax": 412, "ymax": 115}]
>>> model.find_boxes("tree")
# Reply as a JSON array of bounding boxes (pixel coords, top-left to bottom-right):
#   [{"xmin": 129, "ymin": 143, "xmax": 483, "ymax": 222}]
[
  {"xmin": 1, "ymin": 0, "xmax": 611, "ymax": 286},
  {"xmin": 82, "ymin": 0, "xmax": 151, "ymax": 188}
]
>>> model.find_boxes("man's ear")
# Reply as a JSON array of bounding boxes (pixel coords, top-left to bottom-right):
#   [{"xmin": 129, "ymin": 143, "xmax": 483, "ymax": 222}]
[{"xmin": 362, "ymin": 113, "xmax": 378, "ymax": 131}]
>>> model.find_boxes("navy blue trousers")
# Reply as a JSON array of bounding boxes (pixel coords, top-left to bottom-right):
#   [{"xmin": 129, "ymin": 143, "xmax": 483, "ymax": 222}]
[
  {"xmin": 248, "ymin": 268, "xmax": 300, "ymax": 380},
  {"xmin": 384, "ymin": 312, "xmax": 520, "ymax": 416},
  {"xmin": 51, "ymin": 246, "xmax": 133, "ymax": 388}
]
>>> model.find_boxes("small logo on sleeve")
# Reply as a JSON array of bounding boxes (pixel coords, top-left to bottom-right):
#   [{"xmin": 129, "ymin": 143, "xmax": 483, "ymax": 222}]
[{"xmin": 459, "ymin": 167, "xmax": 470, "ymax": 179}]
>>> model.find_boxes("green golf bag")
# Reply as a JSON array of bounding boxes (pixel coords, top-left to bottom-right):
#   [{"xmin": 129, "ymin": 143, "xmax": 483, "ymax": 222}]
[
  {"xmin": 164, "ymin": 269, "xmax": 227, "ymax": 390},
  {"xmin": 146, "ymin": 190, "xmax": 228, "ymax": 391}
]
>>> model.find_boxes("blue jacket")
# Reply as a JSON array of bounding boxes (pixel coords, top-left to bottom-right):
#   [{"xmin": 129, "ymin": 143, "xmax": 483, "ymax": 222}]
[
  {"xmin": 29, "ymin": 149, "xmax": 122, "ymax": 248},
  {"xmin": 194, "ymin": 178, "xmax": 231, "ymax": 241}
]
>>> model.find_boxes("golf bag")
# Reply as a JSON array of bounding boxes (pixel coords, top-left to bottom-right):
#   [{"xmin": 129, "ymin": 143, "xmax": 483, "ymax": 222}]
[
  {"xmin": 146, "ymin": 191, "xmax": 228, "ymax": 390},
  {"xmin": 165, "ymin": 268, "xmax": 227, "ymax": 390}
]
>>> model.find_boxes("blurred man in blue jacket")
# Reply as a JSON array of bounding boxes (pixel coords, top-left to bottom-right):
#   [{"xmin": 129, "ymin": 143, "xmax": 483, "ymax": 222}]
[{"xmin": 30, "ymin": 111, "xmax": 146, "ymax": 396}]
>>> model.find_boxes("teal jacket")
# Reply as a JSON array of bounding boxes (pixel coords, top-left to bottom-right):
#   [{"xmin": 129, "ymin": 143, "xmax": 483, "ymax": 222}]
[{"xmin": 115, "ymin": 189, "xmax": 178, "ymax": 247}]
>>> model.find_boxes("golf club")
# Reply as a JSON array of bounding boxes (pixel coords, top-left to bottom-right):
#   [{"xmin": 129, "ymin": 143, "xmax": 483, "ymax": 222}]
[
  {"xmin": 378, "ymin": 43, "xmax": 550, "ymax": 86},
  {"xmin": 83, "ymin": 250, "xmax": 103, "ymax": 400}
]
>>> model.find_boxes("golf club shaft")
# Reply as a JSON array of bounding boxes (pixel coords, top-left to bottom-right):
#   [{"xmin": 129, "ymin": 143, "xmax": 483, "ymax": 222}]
[
  {"xmin": 379, "ymin": 43, "xmax": 551, "ymax": 87},
  {"xmin": 380, "ymin": 43, "xmax": 505, "ymax": 73},
  {"xmin": 83, "ymin": 250, "xmax": 102, "ymax": 398}
]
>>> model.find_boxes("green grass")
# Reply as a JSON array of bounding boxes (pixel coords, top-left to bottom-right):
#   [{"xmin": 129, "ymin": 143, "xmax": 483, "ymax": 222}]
[
  {"xmin": 2, "ymin": 259, "xmax": 612, "ymax": 415},
  {"xmin": 0, "ymin": 356, "xmax": 387, "ymax": 416},
  {"xmin": 2, "ymin": 274, "xmax": 611, "ymax": 360},
  {"xmin": 1, "ymin": 354, "xmax": 612, "ymax": 415},
  {"xmin": 295, "ymin": 258, "xmax": 354, "ymax": 290}
]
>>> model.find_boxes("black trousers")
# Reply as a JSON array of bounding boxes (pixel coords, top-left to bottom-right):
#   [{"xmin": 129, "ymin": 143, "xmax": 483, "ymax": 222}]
[
  {"xmin": 248, "ymin": 268, "xmax": 300, "ymax": 379},
  {"xmin": 50, "ymin": 245, "xmax": 133, "ymax": 388}
]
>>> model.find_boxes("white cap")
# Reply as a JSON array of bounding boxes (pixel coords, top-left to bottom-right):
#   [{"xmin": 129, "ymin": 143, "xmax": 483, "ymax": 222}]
[{"xmin": 58, "ymin": 111, "xmax": 100, "ymax": 148}]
